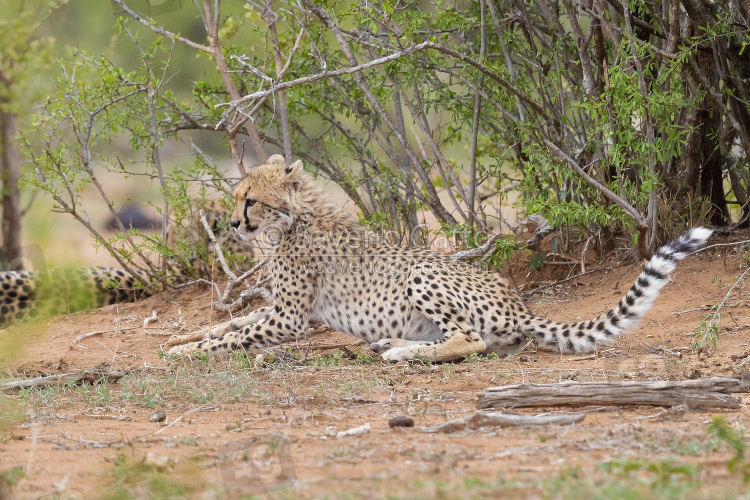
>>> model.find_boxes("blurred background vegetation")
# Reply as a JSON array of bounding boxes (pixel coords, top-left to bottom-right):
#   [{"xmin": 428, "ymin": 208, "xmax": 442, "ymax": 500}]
[{"xmin": 1, "ymin": 0, "xmax": 749, "ymax": 279}]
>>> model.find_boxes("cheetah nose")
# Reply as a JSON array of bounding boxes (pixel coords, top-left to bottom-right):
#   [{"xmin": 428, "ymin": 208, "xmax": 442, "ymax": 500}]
[{"xmin": 229, "ymin": 218, "xmax": 240, "ymax": 229}]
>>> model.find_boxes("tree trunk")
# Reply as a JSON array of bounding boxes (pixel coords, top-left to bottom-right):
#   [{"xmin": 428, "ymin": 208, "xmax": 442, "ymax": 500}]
[
  {"xmin": 0, "ymin": 107, "xmax": 22, "ymax": 269},
  {"xmin": 682, "ymin": 50, "xmax": 729, "ymax": 226}
]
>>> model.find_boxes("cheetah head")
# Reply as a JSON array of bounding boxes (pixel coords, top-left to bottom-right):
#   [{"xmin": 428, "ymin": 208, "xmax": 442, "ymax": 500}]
[{"xmin": 230, "ymin": 155, "xmax": 303, "ymax": 243}]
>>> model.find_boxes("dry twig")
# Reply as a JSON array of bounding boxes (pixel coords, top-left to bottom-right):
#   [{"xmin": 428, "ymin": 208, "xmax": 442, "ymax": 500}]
[
  {"xmin": 195, "ymin": 209, "xmax": 272, "ymax": 312},
  {"xmin": 419, "ymin": 412, "xmax": 585, "ymax": 433},
  {"xmin": 1, "ymin": 366, "xmax": 127, "ymax": 393}
]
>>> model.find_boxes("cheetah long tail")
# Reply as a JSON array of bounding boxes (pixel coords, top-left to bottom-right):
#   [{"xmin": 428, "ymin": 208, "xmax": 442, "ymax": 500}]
[{"xmin": 525, "ymin": 227, "xmax": 713, "ymax": 353}]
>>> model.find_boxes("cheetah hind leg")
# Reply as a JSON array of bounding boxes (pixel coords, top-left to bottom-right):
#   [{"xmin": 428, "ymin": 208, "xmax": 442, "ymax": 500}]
[{"xmin": 165, "ymin": 306, "xmax": 273, "ymax": 355}]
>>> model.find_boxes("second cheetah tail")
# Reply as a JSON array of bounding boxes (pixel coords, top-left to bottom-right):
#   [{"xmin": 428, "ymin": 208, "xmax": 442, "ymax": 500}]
[{"xmin": 525, "ymin": 227, "xmax": 713, "ymax": 353}]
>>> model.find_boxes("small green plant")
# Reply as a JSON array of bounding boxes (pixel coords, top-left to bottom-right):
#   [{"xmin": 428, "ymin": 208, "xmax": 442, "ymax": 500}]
[
  {"xmin": 354, "ymin": 349, "xmax": 380, "ymax": 365},
  {"xmin": 646, "ymin": 460, "xmax": 702, "ymax": 488},
  {"xmin": 707, "ymin": 416, "xmax": 750, "ymax": 482},
  {"xmin": 692, "ymin": 270, "xmax": 748, "ymax": 352},
  {"xmin": 668, "ymin": 437, "xmax": 720, "ymax": 456},
  {"xmin": 103, "ymin": 454, "xmax": 198, "ymax": 499},
  {"xmin": 463, "ymin": 351, "xmax": 500, "ymax": 363},
  {"xmin": 589, "ymin": 457, "xmax": 701, "ymax": 499},
  {"xmin": 411, "ymin": 353, "xmax": 433, "ymax": 366},
  {"xmin": 691, "ymin": 309, "xmax": 721, "ymax": 351},
  {"xmin": 0, "ymin": 466, "xmax": 25, "ymax": 487},
  {"xmin": 227, "ymin": 350, "xmax": 252, "ymax": 369},
  {"xmin": 311, "ymin": 351, "xmax": 345, "ymax": 366},
  {"xmin": 180, "ymin": 437, "xmax": 199, "ymax": 447},
  {"xmin": 225, "ymin": 422, "xmax": 241, "ymax": 432},
  {"xmin": 141, "ymin": 394, "xmax": 162, "ymax": 408},
  {"xmin": 92, "ymin": 382, "xmax": 113, "ymax": 407},
  {"xmin": 0, "ymin": 396, "xmax": 22, "ymax": 441},
  {"xmin": 76, "ymin": 381, "xmax": 92, "ymax": 403},
  {"xmin": 529, "ymin": 251, "xmax": 546, "ymax": 272},
  {"xmin": 192, "ymin": 351, "xmax": 211, "ymax": 369}
]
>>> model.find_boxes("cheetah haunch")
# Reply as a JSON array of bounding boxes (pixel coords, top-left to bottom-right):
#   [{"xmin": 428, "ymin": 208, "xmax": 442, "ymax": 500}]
[{"xmin": 168, "ymin": 155, "xmax": 712, "ymax": 362}]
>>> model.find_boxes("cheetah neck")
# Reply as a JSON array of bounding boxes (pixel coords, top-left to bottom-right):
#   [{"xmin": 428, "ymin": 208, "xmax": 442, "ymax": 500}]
[{"xmin": 293, "ymin": 176, "xmax": 365, "ymax": 236}]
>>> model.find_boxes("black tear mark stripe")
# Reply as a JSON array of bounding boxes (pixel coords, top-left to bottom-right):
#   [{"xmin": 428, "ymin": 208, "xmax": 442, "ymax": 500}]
[{"xmin": 244, "ymin": 199, "xmax": 252, "ymax": 229}]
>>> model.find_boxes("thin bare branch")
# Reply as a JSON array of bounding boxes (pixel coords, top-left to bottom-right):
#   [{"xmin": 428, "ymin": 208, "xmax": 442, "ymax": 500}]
[
  {"xmin": 197, "ymin": 209, "xmax": 272, "ymax": 311},
  {"xmin": 561, "ymin": 0, "xmax": 597, "ymax": 97},
  {"xmin": 544, "ymin": 139, "xmax": 647, "ymax": 228},
  {"xmin": 201, "ymin": 0, "xmax": 266, "ymax": 167},
  {"xmin": 112, "ymin": 0, "xmax": 212, "ymax": 54}
]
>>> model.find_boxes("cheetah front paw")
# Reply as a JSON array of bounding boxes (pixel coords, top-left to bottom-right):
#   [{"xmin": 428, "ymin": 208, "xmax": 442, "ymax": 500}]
[
  {"xmin": 369, "ymin": 338, "xmax": 416, "ymax": 354},
  {"xmin": 166, "ymin": 341, "xmax": 206, "ymax": 357},
  {"xmin": 380, "ymin": 346, "xmax": 416, "ymax": 362},
  {"xmin": 380, "ymin": 345, "xmax": 440, "ymax": 362}
]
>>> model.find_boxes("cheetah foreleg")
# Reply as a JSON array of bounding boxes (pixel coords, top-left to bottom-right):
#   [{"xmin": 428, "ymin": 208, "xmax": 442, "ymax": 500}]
[
  {"xmin": 167, "ymin": 294, "xmax": 312, "ymax": 358},
  {"xmin": 165, "ymin": 306, "xmax": 273, "ymax": 351}
]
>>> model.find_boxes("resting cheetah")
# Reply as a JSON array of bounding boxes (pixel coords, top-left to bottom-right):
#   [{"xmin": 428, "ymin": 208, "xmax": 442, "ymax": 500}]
[
  {"xmin": 0, "ymin": 199, "xmax": 249, "ymax": 327},
  {"xmin": 168, "ymin": 155, "xmax": 712, "ymax": 362}
]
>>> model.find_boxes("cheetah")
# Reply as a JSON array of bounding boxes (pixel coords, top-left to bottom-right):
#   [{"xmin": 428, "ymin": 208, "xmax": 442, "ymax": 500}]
[
  {"xmin": 0, "ymin": 199, "xmax": 250, "ymax": 327},
  {"xmin": 0, "ymin": 267, "xmax": 152, "ymax": 326},
  {"xmin": 168, "ymin": 155, "xmax": 713, "ymax": 362}
]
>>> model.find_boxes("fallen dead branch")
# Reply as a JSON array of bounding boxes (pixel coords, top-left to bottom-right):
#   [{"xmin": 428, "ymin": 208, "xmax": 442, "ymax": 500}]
[
  {"xmin": 83, "ymin": 414, "xmax": 132, "ymax": 422},
  {"xmin": 1, "ymin": 366, "xmax": 127, "ymax": 393},
  {"xmin": 672, "ymin": 305, "xmax": 720, "ymax": 315},
  {"xmin": 566, "ymin": 354, "xmax": 598, "ymax": 362},
  {"xmin": 640, "ymin": 341, "xmax": 683, "ymax": 357},
  {"xmin": 143, "ymin": 310, "xmax": 158, "ymax": 327},
  {"xmin": 153, "ymin": 406, "xmax": 208, "ymax": 435},
  {"xmin": 452, "ymin": 214, "xmax": 553, "ymax": 261},
  {"xmin": 75, "ymin": 326, "xmax": 140, "ymax": 343},
  {"xmin": 74, "ymin": 326, "xmax": 170, "ymax": 344},
  {"xmin": 521, "ymin": 268, "xmax": 602, "ymax": 297},
  {"xmin": 419, "ymin": 412, "xmax": 585, "ymax": 433},
  {"xmin": 476, "ymin": 378, "xmax": 750, "ymax": 410},
  {"xmin": 309, "ymin": 323, "xmax": 335, "ymax": 336}
]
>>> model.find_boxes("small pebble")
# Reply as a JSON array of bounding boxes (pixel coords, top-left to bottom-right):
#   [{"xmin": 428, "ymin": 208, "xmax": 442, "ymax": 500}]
[
  {"xmin": 389, "ymin": 415, "xmax": 415, "ymax": 428},
  {"xmin": 144, "ymin": 452, "xmax": 170, "ymax": 468},
  {"xmin": 149, "ymin": 410, "xmax": 167, "ymax": 423}
]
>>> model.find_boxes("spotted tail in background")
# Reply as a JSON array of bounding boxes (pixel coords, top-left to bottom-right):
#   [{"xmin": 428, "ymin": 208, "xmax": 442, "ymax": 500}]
[
  {"xmin": 523, "ymin": 227, "xmax": 713, "ymax": 353},
  {"xmin": 0, "ymin": 267, "xmax": 153, "ymax": 327}
]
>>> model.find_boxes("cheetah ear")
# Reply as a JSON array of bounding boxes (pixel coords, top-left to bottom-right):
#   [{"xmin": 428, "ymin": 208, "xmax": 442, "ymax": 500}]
[
  {"xmin": 267, "ymin": 154, "xmax": 286, "ymax": 165},
  {"xmin": 284, "ymin": 159, "xmax": 303, "ymax": 190},
  {"xmin": 284, "ymin": 159, "xmax": 302, "ymax": 175}
]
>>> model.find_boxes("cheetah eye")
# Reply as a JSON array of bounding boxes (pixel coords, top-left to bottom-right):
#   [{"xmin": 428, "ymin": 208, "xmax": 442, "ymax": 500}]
[{"xmin": 245, "ymin": 199, "xmax": 257, "ymax": 208}]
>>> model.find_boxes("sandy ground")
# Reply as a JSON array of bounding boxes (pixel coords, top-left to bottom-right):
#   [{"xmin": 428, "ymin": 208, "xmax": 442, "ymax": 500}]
[{"xmin": 2, "ymin": 231, "xmax": 750, "ymax": 499}]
